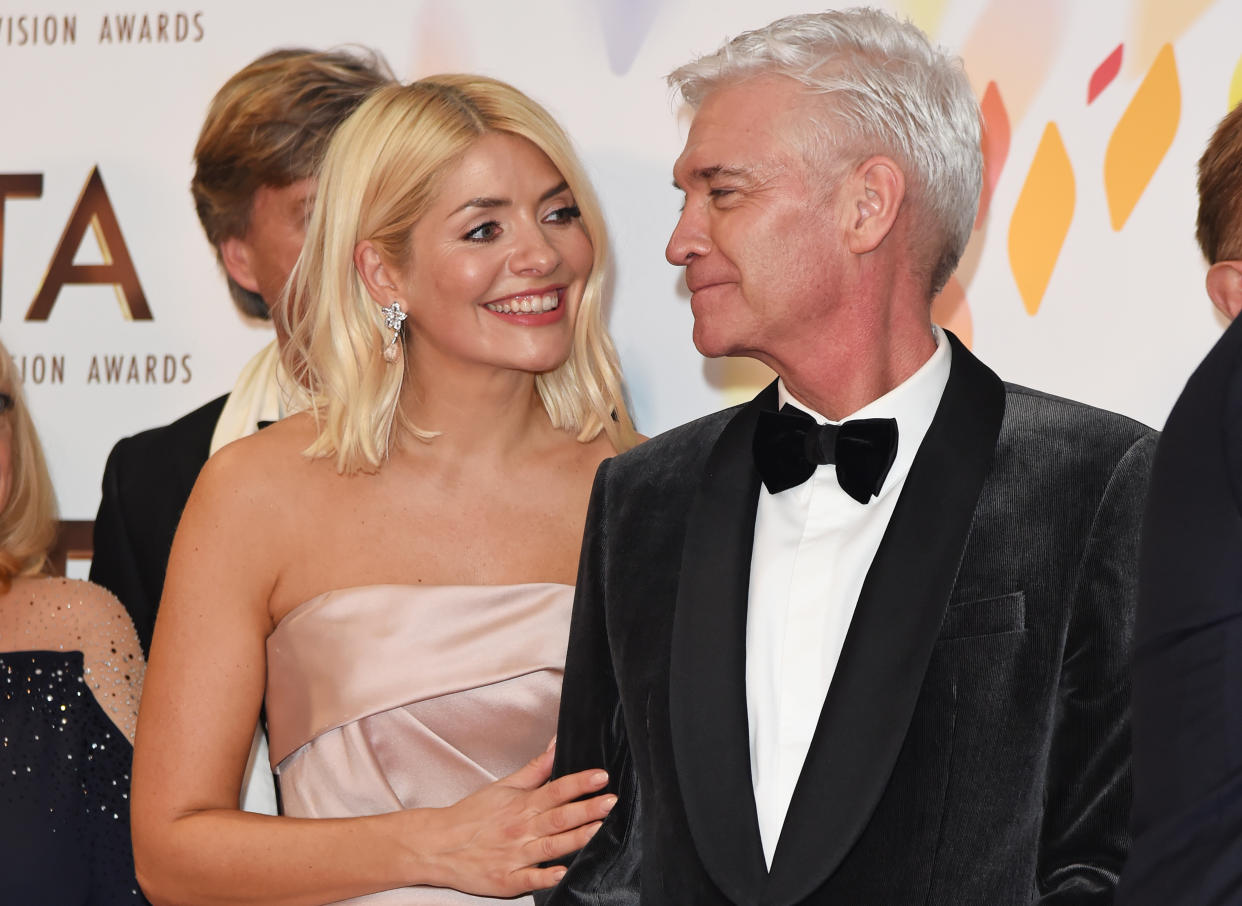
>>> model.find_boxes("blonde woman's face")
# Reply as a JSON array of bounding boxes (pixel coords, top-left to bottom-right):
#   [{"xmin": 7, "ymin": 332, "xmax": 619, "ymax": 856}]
[{"xmin": 394, "ymin": 132, "xmax": 593, "ymax": 377}]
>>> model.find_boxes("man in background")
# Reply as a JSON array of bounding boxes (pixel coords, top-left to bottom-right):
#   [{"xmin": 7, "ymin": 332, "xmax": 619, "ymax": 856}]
[
  {"xmin": 1122, "ymin": 102, "xmax": 1242, "ymax": 905},
  {"xmin": 547, "ymin": 9, "xmax": 1153, "ymax": 903},
  {"xmin": 90, "ymin": 47, "xmax": 391, "ymax": 813}
]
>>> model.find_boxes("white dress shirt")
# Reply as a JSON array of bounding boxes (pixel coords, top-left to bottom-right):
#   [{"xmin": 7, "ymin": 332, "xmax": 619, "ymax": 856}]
[
  {"xmin": 746, "ymin": 326, "xmax": 952, "ymax": 867},
  {"xmin": 210, "ymin": 338, "xmax": 301, "ymax": 456}
]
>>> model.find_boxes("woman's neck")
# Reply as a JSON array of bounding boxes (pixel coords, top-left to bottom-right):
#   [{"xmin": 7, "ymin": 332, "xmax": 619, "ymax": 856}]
[{"xmin": 399, "ymin": 356, "xmax": 553, "ymax": 461}]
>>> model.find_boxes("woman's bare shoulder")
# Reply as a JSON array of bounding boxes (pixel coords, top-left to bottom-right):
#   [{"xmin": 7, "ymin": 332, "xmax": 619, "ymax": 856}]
[
  {"xmin": 538, "ymin": 430, "xmax": 641, "ymax": 505},
  {"xmin": 193, "ymin": 412, "xmax": 324, "ymax": 505},
  {"xmin": 581, "ymin": 428, "xmax": 647, "ymax": 467},
  {"xmin": 172, "ymin": 412, "xmax": 349, "ymax": 625},
  {"xmin": 208, "ymin": 411, "xmax": 319, "ymax": 468}
]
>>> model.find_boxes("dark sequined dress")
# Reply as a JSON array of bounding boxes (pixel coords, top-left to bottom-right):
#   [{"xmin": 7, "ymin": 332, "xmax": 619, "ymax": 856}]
[{"xmin": 1, "ymin": 580, "xmax": 146, "ymax": 904}]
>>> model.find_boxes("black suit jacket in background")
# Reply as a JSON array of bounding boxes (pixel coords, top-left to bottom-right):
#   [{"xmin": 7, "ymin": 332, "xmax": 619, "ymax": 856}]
[
  {"xmin": 545, "ymin": 334, "xmax": 1156, "ymax": 905},
  {"xmin": 90, "ymin": 394, "xmax": 227, "ymax": 656},
  {"xmin": 1121, "ymin": 314, "xmax": 1242, "ymax": 905}
]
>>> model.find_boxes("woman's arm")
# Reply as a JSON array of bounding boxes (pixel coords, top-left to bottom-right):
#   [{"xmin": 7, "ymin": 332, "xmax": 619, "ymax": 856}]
[{"xmin": 132, "ymin": 443, "xmax": 612, "ymax": 906}]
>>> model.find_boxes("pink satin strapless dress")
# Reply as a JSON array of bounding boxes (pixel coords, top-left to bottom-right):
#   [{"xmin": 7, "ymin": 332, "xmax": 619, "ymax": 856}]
[{"xmin": 265, "ymin": 583, "xmax": 573, "ymax": 904}]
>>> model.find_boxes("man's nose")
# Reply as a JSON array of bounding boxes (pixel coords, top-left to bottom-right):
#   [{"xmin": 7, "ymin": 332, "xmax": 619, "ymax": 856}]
[{"xmin": 666, "ymin": 203, "xmax": 710, "ymax": 266}]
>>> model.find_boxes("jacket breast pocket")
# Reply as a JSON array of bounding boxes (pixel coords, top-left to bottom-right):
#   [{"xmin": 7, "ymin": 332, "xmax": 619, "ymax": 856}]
[{"xmin": 937, "ymin": 591, "xmax": 1025, "ymax": 642}]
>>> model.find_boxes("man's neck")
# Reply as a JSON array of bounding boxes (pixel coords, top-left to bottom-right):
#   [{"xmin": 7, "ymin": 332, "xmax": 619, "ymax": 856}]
[
  {"xmin": 773, "ymin": 314, "xmax": 938, "ymax": 421},
  {"xmin": 769, "ymin": 238, "xmax": 939, "ymax": 418}
]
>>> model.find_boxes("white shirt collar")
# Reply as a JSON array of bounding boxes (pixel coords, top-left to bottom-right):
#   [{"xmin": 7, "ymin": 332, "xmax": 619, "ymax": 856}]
[
  {"xmin": 774, "ymin": 325, "xmax": 952, "ymax": 498},
  {"xmin": 209, "ymin": 339, "xmax": 304, "ymax": 456}
]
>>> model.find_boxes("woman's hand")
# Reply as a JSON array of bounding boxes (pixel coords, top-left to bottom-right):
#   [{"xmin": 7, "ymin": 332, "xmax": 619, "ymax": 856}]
[{"xmin": 412, "ymin": 742, "xmax": 614, "ymax": 896}]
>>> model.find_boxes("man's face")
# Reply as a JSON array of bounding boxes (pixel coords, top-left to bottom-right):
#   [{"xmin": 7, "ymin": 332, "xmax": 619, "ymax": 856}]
[
  {"xmin": 667, "ymin": 76, "xmax": 849, "ymax": 367},
  {"xmin": 222, "ymin": 177, "xmax": 315, "ymax": 319}
]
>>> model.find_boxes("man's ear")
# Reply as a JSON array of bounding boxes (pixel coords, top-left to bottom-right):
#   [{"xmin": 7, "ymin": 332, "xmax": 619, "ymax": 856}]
[
  {"xmin": 1206, "ymin": 260, "xmax": 1242, "ymax": 321},
  {"xmin": 354, "ymin": 240, "xmax": 401, "ymax": 305},
  {"xmin": 845, "ymin": 156, "xmax": 905, "ymax": 255},
  {"xmin": 219, "ymin": 236, "xmax": 260, "ymax": 294}
]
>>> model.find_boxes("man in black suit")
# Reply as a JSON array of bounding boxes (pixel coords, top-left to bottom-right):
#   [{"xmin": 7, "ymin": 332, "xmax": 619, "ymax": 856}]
[
  {"xmin": 91, "ymin": 47, "xmax": 390, "ymax": 657},
  {"xmin": 1120, "ymin": 103, "xmax": 1242, "ymax": 905},
  {"xmin": 546, "ymin": 10, "xmax": 1153, "ymax": 904}
]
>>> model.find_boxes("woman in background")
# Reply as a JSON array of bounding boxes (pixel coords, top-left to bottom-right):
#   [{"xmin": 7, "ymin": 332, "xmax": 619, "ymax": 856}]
[
  {"xmin": 0, "ymin": 339, "xmax": 146, "ymax": 904},
  {"xmin": 132, "ymin": 74, "xmax": 639, "ymax": 904}
]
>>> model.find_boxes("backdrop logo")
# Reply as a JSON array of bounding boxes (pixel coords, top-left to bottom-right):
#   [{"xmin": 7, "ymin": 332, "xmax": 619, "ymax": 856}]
[
  {"xmin": 0, "ymin": 13, "xmax": 205, "ymax": 46},
  {"xmin": 0, "ymin": 167, "xmax": 151, "ymax": 321}
]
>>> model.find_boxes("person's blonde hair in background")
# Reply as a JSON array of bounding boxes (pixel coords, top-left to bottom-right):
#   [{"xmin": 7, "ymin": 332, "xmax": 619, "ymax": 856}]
[
  {"xmin": 0, "ymin": 338, "xmax": 146, "ymax": 901},
  {"xmin": 0, "ymin": 338, "xmax": 144, "ymax": 735},
  {"xmin": 282, "ymin": 74, "xmax": 638, "ymax": 473},
  {"xmin": 0, "ymin": 343, "xmax": 56, "ymax": 584}
]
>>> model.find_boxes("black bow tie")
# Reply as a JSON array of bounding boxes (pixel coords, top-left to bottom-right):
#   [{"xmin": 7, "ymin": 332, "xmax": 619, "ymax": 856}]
[{"xmin": 753, "ymin": 404, "xmax": 899, "ymax": 502}]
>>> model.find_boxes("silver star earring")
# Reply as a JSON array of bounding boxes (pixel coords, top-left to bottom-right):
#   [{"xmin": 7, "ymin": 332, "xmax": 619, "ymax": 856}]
[{"xmin": 380, "ymin": 300, "xmax": 406, "ymax": 364}]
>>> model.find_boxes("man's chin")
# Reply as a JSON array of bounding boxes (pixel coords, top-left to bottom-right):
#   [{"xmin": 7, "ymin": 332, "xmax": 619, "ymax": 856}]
[{"xmin": 690, "ymin": 326, "xmax": 734, "ymax": 360}]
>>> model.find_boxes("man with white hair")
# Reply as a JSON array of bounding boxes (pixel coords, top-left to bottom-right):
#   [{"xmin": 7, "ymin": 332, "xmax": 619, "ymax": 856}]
[{"xmin": 545, "ymin": 9, "xmax": 1153, "ymax": 904}]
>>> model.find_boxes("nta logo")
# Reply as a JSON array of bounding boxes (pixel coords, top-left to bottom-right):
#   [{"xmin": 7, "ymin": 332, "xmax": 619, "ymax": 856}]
[{"xmin": 0, "ymin": 167, "xmax": 150, "ymax": 321}]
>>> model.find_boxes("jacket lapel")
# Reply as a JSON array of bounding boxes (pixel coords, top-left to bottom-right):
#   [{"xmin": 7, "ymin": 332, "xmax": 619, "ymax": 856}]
[
  {"xmin": 763, "ymin": 333, "xmax": 1006, "ymax": 905},
  {"xmin": 669, "ymin": 382, "xmax": 774, "ymax": 904}
]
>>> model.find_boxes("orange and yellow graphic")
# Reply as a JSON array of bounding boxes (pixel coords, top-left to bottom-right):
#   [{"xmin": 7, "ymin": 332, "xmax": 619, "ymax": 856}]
[
  {"xmin": 1009, "ymin": 123, "xmax": 1075, "ymax": 316},
  {"xmin": 1104, "ymin": 44, "xmax": 1181, "ymax": 231}
]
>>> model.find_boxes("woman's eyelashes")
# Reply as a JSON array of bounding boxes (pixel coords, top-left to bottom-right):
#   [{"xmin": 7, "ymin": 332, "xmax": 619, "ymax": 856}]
[
  {"xmin": 464, "ymin": 220, "xmax": 502, "ymax": 242},
  {"xmin": 461, "ymin": 204, "xmax": 580, "ymax": 243},
  {"xmin": 544, "ymin": 204, "xmax": 581, "ymax": 225}
]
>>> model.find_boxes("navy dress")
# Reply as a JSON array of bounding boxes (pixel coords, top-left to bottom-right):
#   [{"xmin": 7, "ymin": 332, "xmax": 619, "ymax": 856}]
[{"xmin": 1, "ymin": 649, "xmax": 145, "ymax": 904}]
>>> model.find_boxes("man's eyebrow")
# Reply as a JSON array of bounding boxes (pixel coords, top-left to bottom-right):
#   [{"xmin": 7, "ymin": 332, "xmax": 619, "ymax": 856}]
[
  {"xmin": 697, "ymin": 165, "xmax": 748, "ymax": 181},
  {"xmin": 672, "ymin": 165, "xmax": 750, "ymax": 188}
]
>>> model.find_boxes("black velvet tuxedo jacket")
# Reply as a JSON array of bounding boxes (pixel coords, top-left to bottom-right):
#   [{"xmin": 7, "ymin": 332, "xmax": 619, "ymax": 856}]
[
  {"xmin": 545, "ymin": 334, "xmax": 1156, "ymax": 905},
  {"xmin": 90, "ymin": 393, "xmax": 227, "ymax": 656},
  {"xmin": 1121, "ymin": 314, "xmax": 1242, "ymax": 905}
]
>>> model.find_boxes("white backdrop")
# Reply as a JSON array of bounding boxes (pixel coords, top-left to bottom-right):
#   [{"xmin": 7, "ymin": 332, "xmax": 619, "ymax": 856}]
[{"xmin": 1, "ymin": 0, "xmax": 1239, "ymax": 521}]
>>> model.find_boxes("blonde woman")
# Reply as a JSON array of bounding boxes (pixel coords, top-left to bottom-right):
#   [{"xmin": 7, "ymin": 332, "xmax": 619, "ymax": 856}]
[
  {"xmin": 0, "ymin": 339, "xmax": 146, "ymax": 903},
  {"xmin": 132, "ymin": 75, "xmax": 639, "ymax": 905}
]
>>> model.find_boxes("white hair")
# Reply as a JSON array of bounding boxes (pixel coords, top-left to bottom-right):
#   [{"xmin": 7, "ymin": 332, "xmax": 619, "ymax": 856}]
[{"xmin": 668, "ymin": 7, "xmax": 982, "ymax": 296}]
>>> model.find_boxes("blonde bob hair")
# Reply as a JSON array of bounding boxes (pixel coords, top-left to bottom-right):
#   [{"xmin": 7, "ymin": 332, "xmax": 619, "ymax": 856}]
[
  {"xmin": 281, "ymin": 75, "xmax": 637, "ymax": 474},
  {"xmin": 0, "ymin": 341, "xmax": 57, "ymax": 588}
]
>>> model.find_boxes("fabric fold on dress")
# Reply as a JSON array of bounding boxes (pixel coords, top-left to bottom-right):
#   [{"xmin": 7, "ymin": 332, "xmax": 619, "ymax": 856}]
[{"xmin": 265, "ymin": 582, "xmax": 573, "ymax": 905}]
